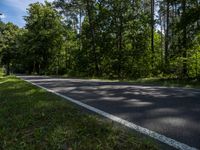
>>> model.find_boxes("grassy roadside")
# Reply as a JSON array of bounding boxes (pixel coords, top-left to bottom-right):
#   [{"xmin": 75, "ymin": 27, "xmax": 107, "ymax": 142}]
[
  {"xmin": 60, "ymin": 74, "xmax": 200, "ymax": 89},
  {"xmin": 0, "ymin": 73, "xmax": 159, "ymax": 149},
  {"xmin": 120, "ymin": 77, "xmax": 200, "ymax": 89}
]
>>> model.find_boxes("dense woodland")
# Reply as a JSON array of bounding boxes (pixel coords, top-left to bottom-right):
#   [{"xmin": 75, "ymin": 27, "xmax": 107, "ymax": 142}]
[{"xmin": 0, "ymin": 0, "xmax": 200, "ymax": 79}]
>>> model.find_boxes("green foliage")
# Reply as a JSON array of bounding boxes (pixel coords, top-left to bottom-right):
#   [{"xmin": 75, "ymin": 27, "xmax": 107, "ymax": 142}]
[
  {"xmin": 1, "ymin": 0, "xmax": 200, "ymax": 79},
  {"xmin": 0, "ymin": 22, "xmax": 20, "ymax": 75},
  {"xmin": 23, "ymin": 2, "xmax": 65, "ymax": 74}
]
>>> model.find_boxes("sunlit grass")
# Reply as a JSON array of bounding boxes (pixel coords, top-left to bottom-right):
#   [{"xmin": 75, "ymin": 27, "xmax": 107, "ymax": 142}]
[
  {"xmin": 122, "ymin": 77, "xmax": 200, "ymax": 88},
  {"xmin": 0, "ymin": 73, "xmax": 158, "ymax": 149},
  {"xmin": 61, "ymin": 72, "xmax": 200, "ymax": 89}
]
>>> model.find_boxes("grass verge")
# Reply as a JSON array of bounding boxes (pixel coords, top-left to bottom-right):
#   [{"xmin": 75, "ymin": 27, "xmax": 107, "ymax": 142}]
[
  {"xmin": 0, "ymin": 74, "xmax": 158, "ymax": 149},
  {"xmin": 62, "ymin": 75, "xmax": 200, "ymax": 89},
  {"xmin": 55, "ymin": 72, "xmax": 200, "ymax": 89},
  {"xmin": 120, "ymin": 77, "xmax": 200, "ymax": 89}
]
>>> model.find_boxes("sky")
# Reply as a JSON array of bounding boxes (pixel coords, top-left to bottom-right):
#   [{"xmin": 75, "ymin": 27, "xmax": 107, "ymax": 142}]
[{"xmin": 0, "ymin": 0, "xmax": 54, "ymax": 27}]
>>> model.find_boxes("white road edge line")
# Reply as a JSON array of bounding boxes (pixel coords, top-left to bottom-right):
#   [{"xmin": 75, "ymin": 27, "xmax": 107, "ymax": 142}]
[{"xmin": 19, "ymin": 77, "xmax": 198, "ymax": 150}]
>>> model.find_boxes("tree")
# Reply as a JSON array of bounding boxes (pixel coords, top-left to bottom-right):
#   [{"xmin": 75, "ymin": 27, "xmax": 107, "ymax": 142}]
[
  {"xmin": 151, "ymin": 0, "xmax": 155, "ymax": 70},
  {"xmin": 165, "ymin": 0, "xmax": 169, "ymax": 68},
  {"xmin": 24, "ymin": 2, "xmax": 64, "ymax": 74},
  {"xmin": 2, "ymin": 0, "xmax": 200, "ymax": 79},
  {"xmin": 0, "ymin": 22, "xmax": 20, "ymax": 75}
]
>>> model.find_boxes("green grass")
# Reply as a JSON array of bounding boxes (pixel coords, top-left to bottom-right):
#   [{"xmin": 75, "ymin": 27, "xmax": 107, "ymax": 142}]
[
  {"xmin": 64, "ymin": 75, "xmax": 200, "ymax": 89},
  {"xmin": 0, "ymin": 74, "xmax": 158, "ymax": 149},
  {"xmin": 59, "ymin": 72, "xmax": 200, "ymax": 89},
  {"xmin": 120, "ymin": 77, "xmax": 200, "ymax": 89}
]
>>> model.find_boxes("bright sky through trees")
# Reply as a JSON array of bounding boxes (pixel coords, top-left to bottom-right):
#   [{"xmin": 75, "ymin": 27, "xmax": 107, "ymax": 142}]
[{"xmin": 0, "ymin": 0, "xmax": 54, "ymax": 27}]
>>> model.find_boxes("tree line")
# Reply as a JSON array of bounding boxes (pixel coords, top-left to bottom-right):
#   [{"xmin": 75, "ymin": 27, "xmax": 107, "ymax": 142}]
[{"xmin": 0, "ymin": 0, "xmax": 200, "ymax": 79}]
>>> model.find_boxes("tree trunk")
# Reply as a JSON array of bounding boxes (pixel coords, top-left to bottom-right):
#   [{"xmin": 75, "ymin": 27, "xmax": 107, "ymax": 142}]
[
  {"xmin": 182, "ymin": 0, "xmax": 188, "ymax": 77},
  {"xmin": 151, "ymin": 0, "xmax": 155, "ymax": 70},
  {"xmin": 85, "ymin": 0, "xmax": 99, "ymax": 76},
  {"xmin": 118, "ymin": 12, "xmax": 123, "ymax": 78},
  {"xmin": 6, "ymin": 63, "xmax": 10, "ymax": 75},
  {"xmin": 159, "ymin": 2, "xmax": 164, "ymax": 67},
  {"xmin": 165, "ymin": 0, "xmax": 169, "ymax": 69},
  {"xmin": 79, "ymin": 10, "xmax": 82, "ymax": 51}
]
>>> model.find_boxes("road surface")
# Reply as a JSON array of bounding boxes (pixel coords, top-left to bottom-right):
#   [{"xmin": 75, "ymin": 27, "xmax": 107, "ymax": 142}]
[{"xmin": 19, "ymin": 76, "xmax": 200, "ymax": 149}]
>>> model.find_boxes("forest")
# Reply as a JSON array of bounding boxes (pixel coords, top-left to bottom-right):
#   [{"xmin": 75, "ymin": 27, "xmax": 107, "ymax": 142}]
[{"xmin": 0, "ymin": 0, "xmax": 200, "ymax": 79}]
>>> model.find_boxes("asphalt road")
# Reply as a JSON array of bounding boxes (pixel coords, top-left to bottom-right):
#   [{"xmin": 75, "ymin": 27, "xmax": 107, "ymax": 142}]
[{"xmin": 19, "ymin": 76, "xmax": 200, "ymax": 149}]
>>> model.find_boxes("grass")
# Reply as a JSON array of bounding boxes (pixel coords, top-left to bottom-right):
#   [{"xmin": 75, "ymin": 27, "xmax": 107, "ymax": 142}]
[
  {"xmin": 0, "ymin": 72, "xmax": 159, "ymax": 149},
  {"xmin": 120, "ymin": 77, "xmax": 200, "ymax": 89},
  {"xmin": 62, "ymin": 74, "xmax": 200, "ymax": 89},
  {"xmin": 55, "ymin": 72, "xmax": 200, "ymax": 89}
]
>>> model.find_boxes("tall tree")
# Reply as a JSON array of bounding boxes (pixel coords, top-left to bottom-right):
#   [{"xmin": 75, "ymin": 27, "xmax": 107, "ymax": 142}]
[
  {"xmin": 85, "ymin": 0, "xmax": 99, "ymax": 76},
  {"xmin": 151, "ymin": 0, "xmax": 155, "ymax": 70},
  {"xmin": 24, "ymin": 2, "xmax": 64, "ymax": 74},
  {"xmin": 0, "ymin": 22, "xmax": 20, "ymax": 75},
  {"xmin": 165, "ymin": 0, "xmax": 169, "ymax": 68}
]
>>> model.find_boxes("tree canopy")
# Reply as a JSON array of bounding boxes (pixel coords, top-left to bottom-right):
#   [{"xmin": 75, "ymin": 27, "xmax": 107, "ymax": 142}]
[{"xmin": 0, "ymin": 0, "xmax": 200, "ymax": 79}]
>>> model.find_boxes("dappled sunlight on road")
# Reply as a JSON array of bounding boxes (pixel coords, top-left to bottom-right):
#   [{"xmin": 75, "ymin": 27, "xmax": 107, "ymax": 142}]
[{"xmin": 18, "ymin": 75, "xmax": 200, "ymax": 148}]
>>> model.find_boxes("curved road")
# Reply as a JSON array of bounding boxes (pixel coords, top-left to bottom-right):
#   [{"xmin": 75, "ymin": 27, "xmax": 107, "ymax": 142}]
[{"xmin": 19, "ymin": 76, "xmax": 200, "ymax": 149}]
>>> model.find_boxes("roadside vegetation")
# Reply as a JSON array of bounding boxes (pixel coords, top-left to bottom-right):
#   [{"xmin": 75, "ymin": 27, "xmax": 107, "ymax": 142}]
[
  {"xmin": 121, "ymin": 77, "xmax": 200, "ymax": 89},
  {"xmin": 0, "ymin": 72, "xmax": 158, "ymax": 150},
  {"xmin": 0, "ymin": 0, "xmax": 200, "ymax": 80},
  {"xmin": 57, "ymin": 73, "xmax": 200, "ymax": 89},
  {"xmin": 0, "ymin": 0, "xmax": 199, "ymax": 149}
]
